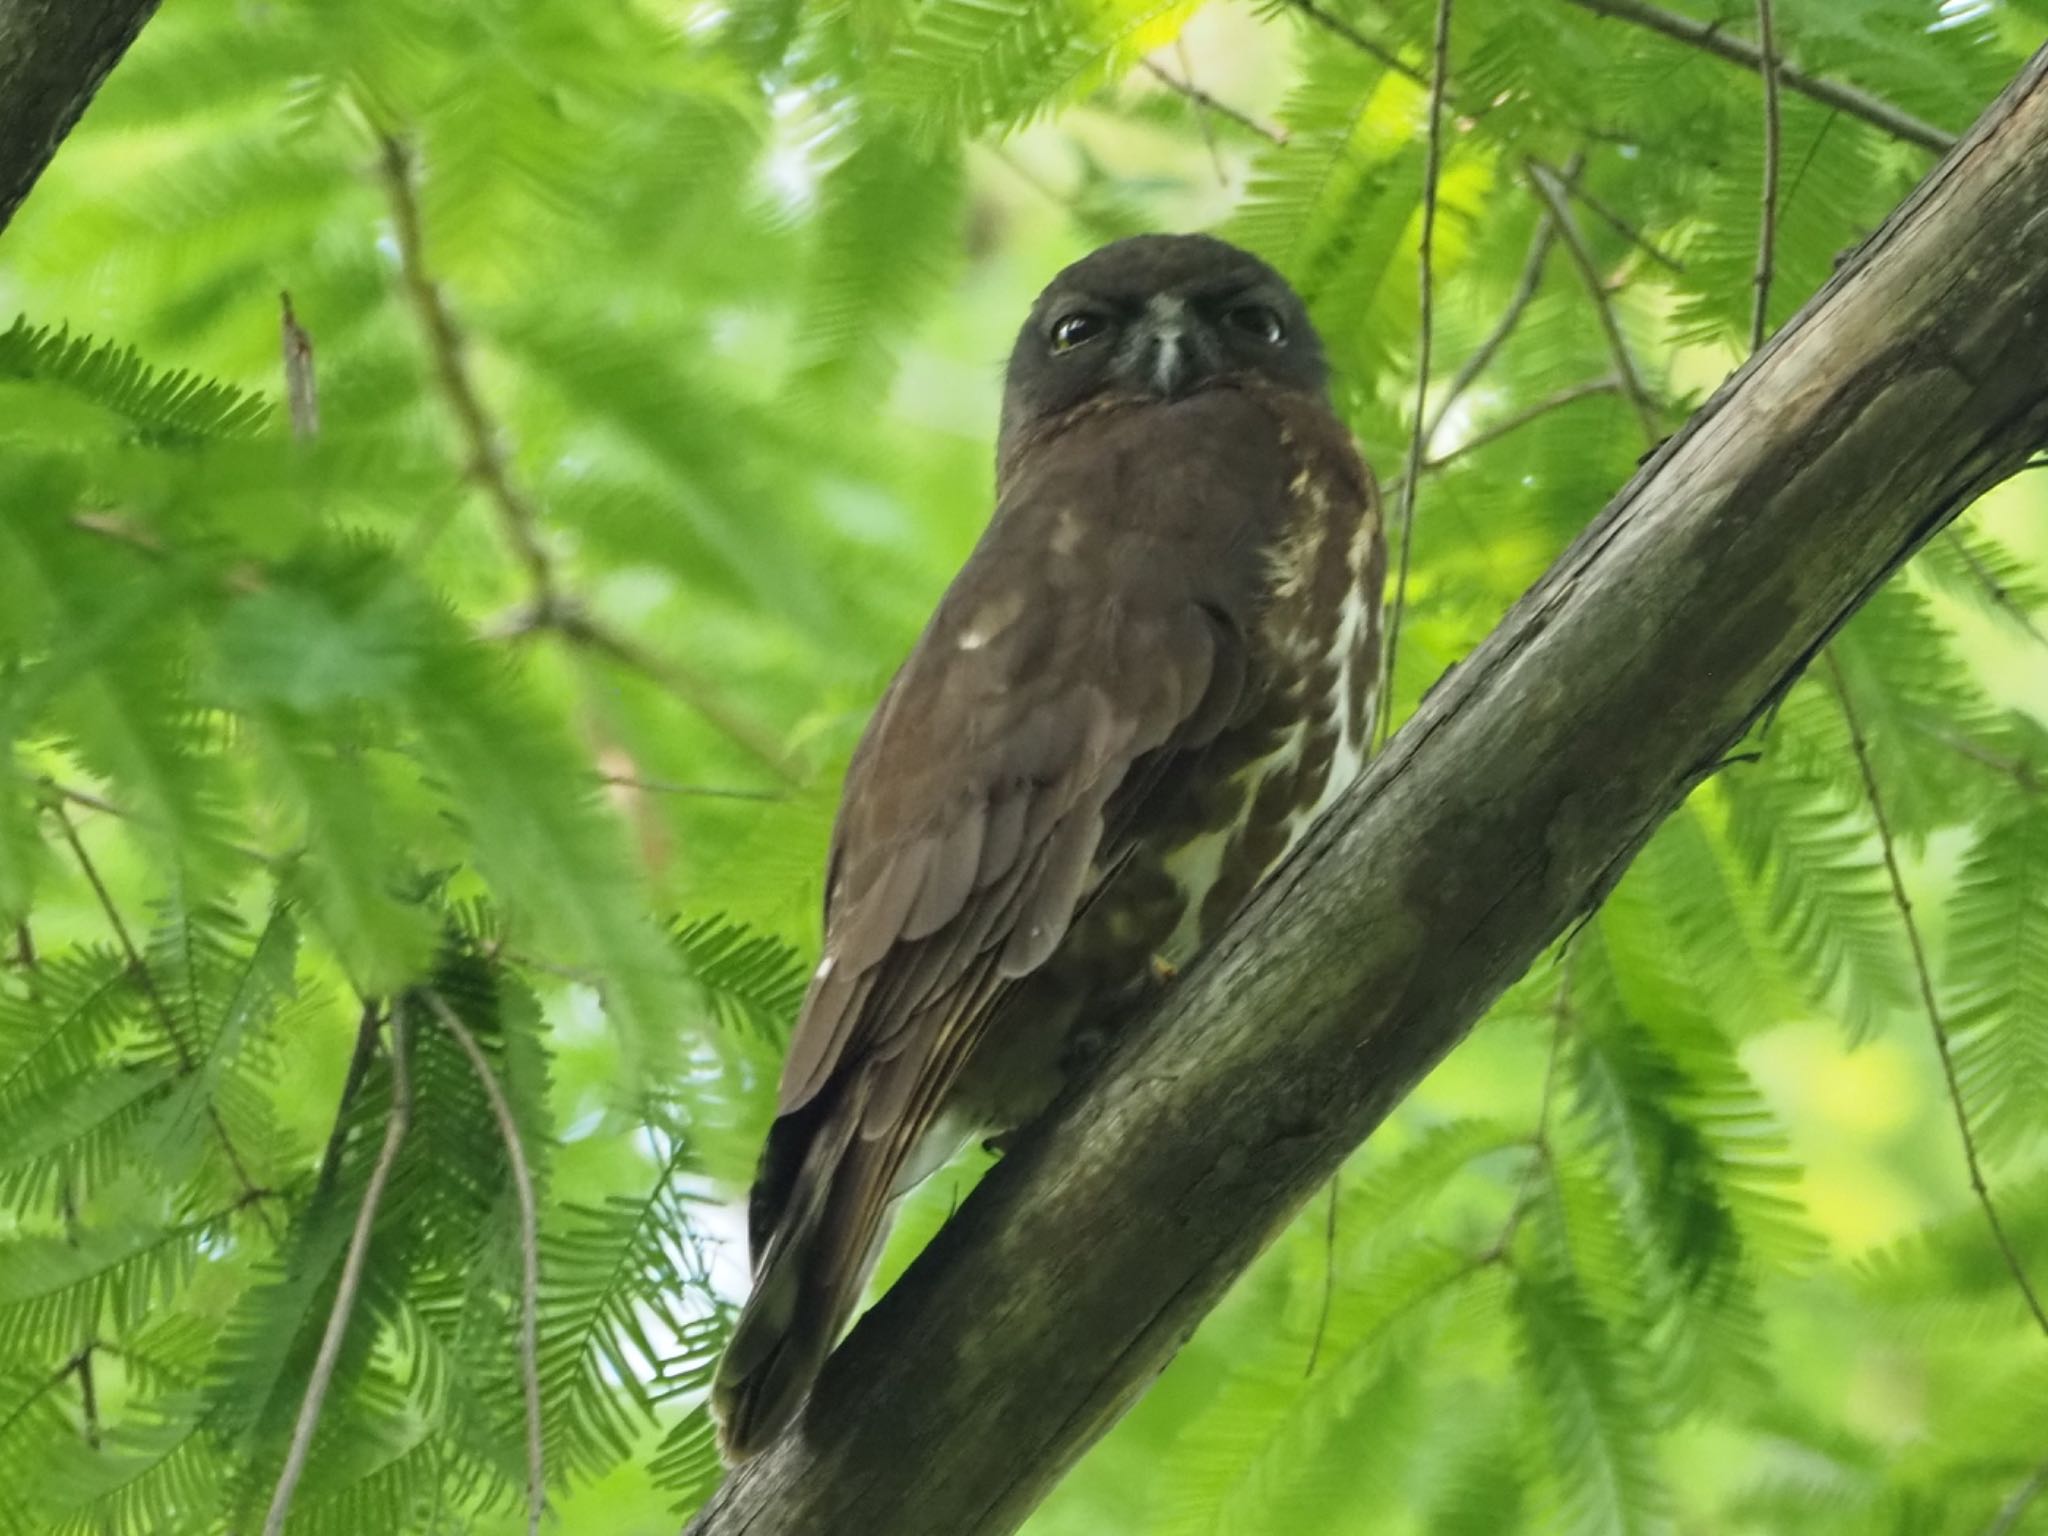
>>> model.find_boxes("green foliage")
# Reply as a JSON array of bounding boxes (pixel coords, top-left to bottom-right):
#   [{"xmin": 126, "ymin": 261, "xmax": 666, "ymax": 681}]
[{"xmin": 0, "ymin": 0, "xmax": 2044, "ymax": 1531}]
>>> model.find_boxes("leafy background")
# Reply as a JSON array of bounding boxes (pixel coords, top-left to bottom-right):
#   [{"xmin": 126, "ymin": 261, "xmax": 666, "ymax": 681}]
[{"xmin": 1, "ymin": 0, "xmax": 2046, "ymax": 1531}]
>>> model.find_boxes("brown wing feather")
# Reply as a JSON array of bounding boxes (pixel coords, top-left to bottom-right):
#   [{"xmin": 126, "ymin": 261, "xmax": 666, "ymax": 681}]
[{"xmin": 712, "ymin": 382, "xmax": 1345, "ymax": 1459}]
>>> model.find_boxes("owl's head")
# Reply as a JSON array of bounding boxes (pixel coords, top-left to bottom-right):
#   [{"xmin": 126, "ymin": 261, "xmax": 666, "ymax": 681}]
[{"xmin": 1000, "ymin": 234, "xmax": 1328, "ymax": 445}]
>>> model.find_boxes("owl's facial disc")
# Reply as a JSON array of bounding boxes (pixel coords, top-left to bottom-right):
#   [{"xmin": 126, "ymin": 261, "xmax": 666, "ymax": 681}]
[{"xmin": 1000, "ymin": 236, "xmax": 1329, "ymax": 460}]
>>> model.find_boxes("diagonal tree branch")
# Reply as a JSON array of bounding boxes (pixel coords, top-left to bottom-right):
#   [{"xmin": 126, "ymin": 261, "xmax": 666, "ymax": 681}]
[
  {"xmin": 1558, "ymin": 0, "xmax": 1955, "ymax": 153},
  {"xmin": 0, "ymin": 0, "xmax": 160, "ymax": 233},
  {"xmin": 686, "ymin": 44, "xmax": 2048, "ymax": 1536}
]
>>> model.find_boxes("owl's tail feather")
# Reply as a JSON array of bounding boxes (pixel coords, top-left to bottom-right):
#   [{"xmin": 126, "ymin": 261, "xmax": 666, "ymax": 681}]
[{"xmin": 710, "ymin": 1077, "xmax": 906, "ymax": 1462}]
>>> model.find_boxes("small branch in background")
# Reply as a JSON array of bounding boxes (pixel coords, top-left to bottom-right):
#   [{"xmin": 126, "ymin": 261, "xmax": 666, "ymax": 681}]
[
  {"xmin": 1985, "ymin": 1457, "xmax": 2048, "ymax": 1536},
  {"xmin": 1556, "ymin": 0, "xmax": 1954, "ymax": 153},
  {"xmin": 1751, "ymin": 0, "xmax": 1782, "ymax": 354},
  {"xmin": 546, "ymin": 609, "xmax": 799, "ymax": 783},
  {"xmin": 58, "ymin": 1181, "xmax": 101, "ymax": 1450},
  {"xmin": 262, "ymin": 1001, "xmax": 413, "ymax": 1536},
  {"xmin": 1490, "ymin": 945, "xmax": 1575, "ymax": 1259},
  {"xmin": 1425, "ymin": 378, "xmax": 1622, "ymax": 474},
  {"xmin": 38, "ymin": 777, "xmax": 273, "ymax": 865},
  {"xmin": 425, "ymin": 990, "xmax": 545, "ymax": 1536},
  {"xmin": 47, "ymin": 803, "xmax": 277, "ymax": 1234},
  {"xmin": 378, "ymin": 135, "xmax": 554, "ymax": 600},
  {"xmin": 1946, "ymin": 529, "xmax": 2048, "ymax": 650},
  {"xmin": 1917, "ymin": 725, "xmax": 2042, "ymax": 797},
  {"xmin": 1303, "ymin": 1176, "xmax": 1340, "ymax": 1377},
  {"xmin": 1286, "ymin": 0, "xmax": 1428, "ymax": 88},
  {"xmin": 279, "ymin": 291, "xmax": 319, "ymax": 439},
  {"xmin": 595, "ymin": 771, "xmax": 788, "ymax": 802},
  {"xmin": 49, "ymin": 804, "xmax": 193, "ymax": 1072},
  {"xmin": 1422, "ymin": 154, "xmax": 1581, "ymax": 451},
  {"xmin": 1563, "ymin": 177, "xmax": 1686, "ymax": 273},
  {"xmin": 1375, "ymin": 0, "xmax": 1456, "ymax": 751},
  {"xmin": 311, "ymin": 1000, "xmax": 384, "ymax": 1211},
  {"xmin": 1826, "ymin": 654, "xmax": 2048, "ymax": 1343},
  {"xmin": 1523, "ymin": 160, "xmax": 1662, "ymax": 445},
  {"xmin": 1140, "ymin": 57, "xmax": 1289, "ymax": 148},
  {"xmin": 377, "ymin": 133, "xmax": 796, "ymax": 783}
]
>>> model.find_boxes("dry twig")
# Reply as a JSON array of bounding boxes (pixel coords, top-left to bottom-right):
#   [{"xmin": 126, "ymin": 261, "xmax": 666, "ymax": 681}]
[
  {"xmin": 1376, "ymin": 0, "xmax": 1456, "ymax": 750},
  {"xmin": 1140, "ymin": 57, "xmax": 1288, "ymax": 147},
  {"xmin": 1286, "ymin": 0, "xmax": 1427, "ymax": 87},
  {"xmin": 425, "ymin": 989, "xmax": 546, "ymax": 1536},
  {"xmin": 280, "ymin": 291, "xmax": 319, "ymax": 439},
  {"xmin": 1558, "ymin": 0, "xmax": 1954, "ymax": 152},
  {"xmin": 375, "ymin": 133, "xmax": 796, "ymax": 781},
  {"xmin": 48, "ymin": 805, "xmax": 274, "ymax": 1228},
  {"xmin": 262, "ymin": 1003, "xmax": 413, "ymax": 1536},
  {"xmin": 1752, "ymin": 0, "xmax": 1782, "ymax": 353},
  {"xmin": 1423, "ymin": 156, "xmax": 1580, "ymax": 449},
  {"xmin": 1826, "ymin": 653, "xmax": 2048, "ymax": 1343},
  {"xmin": 1523, "ymin": 160, "xmax": 1662, "ymax": 444}
]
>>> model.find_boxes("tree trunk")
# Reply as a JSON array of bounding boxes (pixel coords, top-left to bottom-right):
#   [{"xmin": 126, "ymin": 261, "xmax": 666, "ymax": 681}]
[
  {"xmin": 685, "ymin": 43, "xmax": 2048, "ymax": 1536},
  {"xmin": 0, "ymin": 0, "xmax": 160, "ymax": 234}
]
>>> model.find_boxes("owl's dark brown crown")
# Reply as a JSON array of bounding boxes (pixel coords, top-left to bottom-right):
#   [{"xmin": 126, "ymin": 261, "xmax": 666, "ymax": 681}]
[{"xmin": 998, "ymin": 233, "xmax": 1330, "ymax": 459}]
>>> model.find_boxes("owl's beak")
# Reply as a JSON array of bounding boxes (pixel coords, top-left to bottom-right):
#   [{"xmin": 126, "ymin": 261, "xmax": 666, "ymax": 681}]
[{"xmin": 1135, "ymin": 295, "xmax": 1196, "ymax": 400}]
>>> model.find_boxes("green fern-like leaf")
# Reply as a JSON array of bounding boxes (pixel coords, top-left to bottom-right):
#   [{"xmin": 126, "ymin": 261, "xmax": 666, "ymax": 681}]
[
  {"xmin": 0, "ymin": 319, "xmax": 269, "ymax": 447},
  {"xmin": 871, "ymin": 0, "xmax": 1205, "ymax": 138},
  {"xmin": 1947, "ymin": 802, "xmax": 2048, "ymax": 1162},
  {"xmin": 1511, "ymin": 1266, "xmax": 1671, "ymax": 1536}
]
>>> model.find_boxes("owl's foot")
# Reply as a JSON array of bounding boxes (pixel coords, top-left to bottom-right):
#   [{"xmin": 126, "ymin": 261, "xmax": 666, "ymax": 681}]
[{"xmin": 1148, "ymin": 953, "xmax": 1180, "ymax": 986}]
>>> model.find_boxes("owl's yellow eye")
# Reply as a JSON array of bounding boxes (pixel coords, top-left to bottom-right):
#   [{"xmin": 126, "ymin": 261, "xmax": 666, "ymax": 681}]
[
  {"xmin": 1228, "ymin": 303, "xmax": 1286, "ymax": 345},
  {"xmin": 1050, "ymin": 312, "xmax": 1108, "ymax": 352}
]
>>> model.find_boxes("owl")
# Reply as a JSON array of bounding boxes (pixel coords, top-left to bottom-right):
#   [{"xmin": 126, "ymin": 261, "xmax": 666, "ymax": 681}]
[{"xmin": 712, "ymin": 233, "xmax": 1384, "ymax": 1458}]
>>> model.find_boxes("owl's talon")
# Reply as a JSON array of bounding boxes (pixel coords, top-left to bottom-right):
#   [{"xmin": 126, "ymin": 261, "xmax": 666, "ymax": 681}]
[{"xmin": 1149, "ymin": 953, "xmax": 1180, "ymax": 985}]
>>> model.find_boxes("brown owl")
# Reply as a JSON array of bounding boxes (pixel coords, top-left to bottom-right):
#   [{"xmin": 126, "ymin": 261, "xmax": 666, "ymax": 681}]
[{"xmin": 711, "ymin": 233, "xmax": 1384, "ymax": 1458}]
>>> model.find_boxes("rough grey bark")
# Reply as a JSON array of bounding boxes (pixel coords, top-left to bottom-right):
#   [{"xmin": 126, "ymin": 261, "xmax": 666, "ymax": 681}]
[
  {"xmin": 687, "ymin": 42, "xmax": 2048, "ymax": 1536},
  {"xmin": 0, "ymin": 0, "xmax": 160, "ymax": 234}
]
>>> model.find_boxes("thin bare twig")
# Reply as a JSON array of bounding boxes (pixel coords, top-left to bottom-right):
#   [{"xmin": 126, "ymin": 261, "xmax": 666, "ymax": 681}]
[
  {"xmin": 1985, "ymin": 1456, "xmax": 2048, "ymax": 1536},
  {"xmin": 375, "ymin": 133, "xmax": 796, "ymax": 782},
  {"xmin": 1488, "ymin": 946, "xmax": 1574, "ymax": 1260},
  {"xmin": 1425, "ymin": 378, "xmax": 1623, "ymax": 474},
  {"xmin": 49, "ymin": 806, "xmax": 275, "ymax": 1232},
  {"xmin": 1563, "ymin": 178, "xmax": 1686, "ymax": 273},
  {"xmin": 1141, "ymin": 57, "xmax": 1289, "ymax": 148},
  {"xmin": 1423, "ymin": 154, "xmax": 1581, "ymax": 451},
  {"xmin": 548, "ymin": 610, "xmax": 798, "ymax": 781},
  {"xmin": 57, "ymin": 1182, "xmax": 101, "ymax": 1450},
  {"xmin": 1286, "ymin": 0, "xmax": 1427, "ymax": 87},
  {"xmin": 280, "ymin": 291, "xmax": 319, "ymax": 440},
  {"xmin": 425, "ymin": 989, "xmax": 545, "ymax": 1536},
  {"xmin": 262, "ymin": 1002, "xmax": 412, "ymax": 1536},
  {"xmin": 1556, "ymin": 0, "xmax": 1954, "ymax": 153},
  {"xmin": 312, "ymin": 1000, "xmax": 384, "ymax": 1211},
  {"xmin": 596, "ymin": 772, "xmax": 787, "ymax": 802},
  {"xmin": 1751, "ymin": 0, "xmax": 1782, "ymax": 353},
  {"xmin": 1523, "ymin": 160, "xmax": 1662, "ymax": 445},
  {"xmin": 1826, "ymin": 653, "xmax": 2048, "ymax": 1343},
  {"xmin": 1375, "ymin": 0, "xmax": 1455, "ymax": 752},
  {"xmin": 1303, "ymin": 1176, "xmax": 1341, "ymax": 1377},
  {"xmin": 378, "ymin": 135, "xmax": 553, "ymax": 598},
  {"xmin": 1916, "ymin": 724, "xmax": 2042, "ymax": 797},
  {"xmin": 1946, "ymin": 529, "xmax": 2048, "ymax": 650},
  {"xmin": 36, "ymin": 777, "xmax": 274, "ymax": 865}
]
